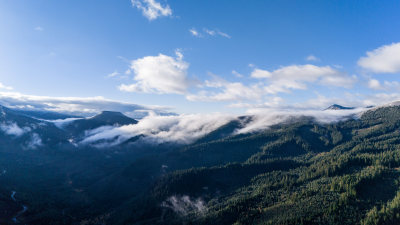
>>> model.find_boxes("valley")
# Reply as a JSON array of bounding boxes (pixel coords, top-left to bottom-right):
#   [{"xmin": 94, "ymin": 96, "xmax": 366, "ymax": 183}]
[
  {"xmin": 2, "ymin": 1, "xmax": 398, "ymax": 224},
  {"xmin": 0, "ymin": 104, "xmax": 400, "ymax": 224}
]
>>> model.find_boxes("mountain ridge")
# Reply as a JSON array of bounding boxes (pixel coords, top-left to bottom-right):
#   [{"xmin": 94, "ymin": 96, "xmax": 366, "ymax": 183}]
[
  {"xmin": 324, "ymin": 104, "xmax": 356, "ymax": 110},
  {"xmin": 2, "ymin": 103, "xmax": 400, "ymax": 224}
]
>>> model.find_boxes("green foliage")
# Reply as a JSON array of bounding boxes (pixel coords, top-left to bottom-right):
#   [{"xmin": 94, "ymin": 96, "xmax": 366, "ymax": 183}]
[
  {"xmin": 129, "ymin": 106, "xmax": 400, "ymax": 225},
  {"xmin": 4, "ymin": 106, "xmax": 400, "ymax": 224}
]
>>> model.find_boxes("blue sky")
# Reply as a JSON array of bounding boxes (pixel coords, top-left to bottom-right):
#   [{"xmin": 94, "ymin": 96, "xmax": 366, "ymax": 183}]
[{"xmin": 0, "ymin": 0, "xmax": 400, "ymax": 115}]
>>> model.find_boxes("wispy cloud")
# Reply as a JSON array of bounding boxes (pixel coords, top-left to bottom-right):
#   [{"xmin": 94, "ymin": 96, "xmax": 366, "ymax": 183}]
[
  {"xmin": 232, "ymin": 70, "xmax": 243, "ymax": 78},
  {"xmin": 305, "ymin": 55, "xmax": 319, "ymax": 62},
  {"xmin": 189, "ymin": 27, "xmax": 231, "ymax": 39},
  {"xmin": 0, "ymin": 83, "xmax": 13, "ymax": 90},
  {"xmin": 189, "ymin": 28, "xmax": 200, "ymax": 37},
  {"xmin": 131, "ymin": 0, "xmax": 172, "ymax": 21},
  {"xmin": 161, "ymin": 195, "xmax": 207, "ymax": 216},
  {"xmin": 0, "ymin": 122, "xmax": 31, "ymax": 137},
  {"xmin": 107, "ymin": 71, "xmax": 120, "ymax": 78},
  {"xmin": 214, "ymin": 30, "xmax": 231, "ymax": 39},
  {"xmin": 368, "ymin": 78, "xmax": 400, "ymax": 91},
  {"xmin": 25, "ymin": 133, "xmax": 43, "ymax": 149},
  {"xmin": 0, "ymin": 122, "xmax": 43, "ymax": 149},
  {"xmin": 186, "ymin": 77, "xmax": 263, "ymax": 102},
  {"xmin": 358, "ymin": 42, "xmax": 400, "ymax": 73},
  {"xmin": 47, "ymin": 118, "xmax": 82, "ymax": 128}
]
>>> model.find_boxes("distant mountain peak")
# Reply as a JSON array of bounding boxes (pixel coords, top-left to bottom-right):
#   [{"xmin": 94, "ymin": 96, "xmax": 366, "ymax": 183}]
[
  {"xmin": 324, "ymin": 104, "xmax": 355, "ymax": 110},
  {"xmin": 63, "ymin": 110, "xmax": 138, "ymax": 137},
  {"xmin": 95, "ymin": 111, "xmax": 125, "ymax": 117},
  {"xmin": 101, "ymin": 111, "xmax": 123, "ymax": 115},
  {"xmin": 91, "ymin": 111, "xmax": 136, "ymax": 122}
]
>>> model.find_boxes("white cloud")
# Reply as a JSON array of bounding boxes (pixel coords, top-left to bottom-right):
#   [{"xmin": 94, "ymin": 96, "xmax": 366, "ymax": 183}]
[
  {"xmin": 25, "ymin": 133, "xmax": 43, "ymax": 149},
  {"xmin": 186, "ymin": 78, "xmax": 263, "ymax": 102},
  {"xmin": 77, "ymin": 90, "xmax": 400, "ymax": 147},
  {"xmin": 250, "ymin": 68, "xmax": 271, "ymax": 78},
  {"xmin": 368, "ymin": 79, "xmax": 382, "ymax": 90},
  {"xmin": 237, "ymin": 107, "xmax": 366, "ymax": 134},
  {"xmin": 319, "ymin": 74, "xmax": 357, "ymax": 88},
  {"xmin": 293, "ymin": 94, "xmax": 360, "ymax": 110},
  {"xmin": 228, "ymin": 97, "xmax": 284, "ymax": 109},
  {"xmin": 189, "ymin": 28, "xmax": 200, "ymax": 37},
  {"xmin": 131, "ymin": 0, "xmax": 172, "ymax": 21},
  {"xmin": 306, "ymin": 55, "xmax": 319, "ymax": 61},
  {"xmin": 217, "ymin": 31, "xmax": 231, "ymax": 39},
  {"xmin": 187, "ymin": 65, "xmax": 355, "ymax": 103},
  {"xmin": 244, "ymin": 92, "xmax": 400, "ymax": 113},
  {"xmin": 175, "ymin": 49, "xmax": 183, "ymax": 60},
  {"xmin": 362, "ymin": 93, "xmax": 400, "ymax": 107},
  {"xmin": 358, "ymin": 42, "xmax": 400, "ymax": 73},
  {"xmin": 381, "ymin": 80, "xmax": 400, "ymax": 90},
  {"xmin": 232, "ymin": 70, "xmax": 243, "ymax": 78},
  {"xmin": 367, "ymin": 78, "xmax": 400, "ymax": 91},
  {"xmin": 0, "ymin": 123, "xmax": 30, "ymax": 137},
  {"xmin": 34, "ymin": 26, "xmax": 43, "ymax": 31},
  {"xmin": 189, "ymin": 28, "xmax": 231, "ymax": 39},
  {"xmin": 0, "ymin": 83, "xmax": 13, "ymax": 90},
  {"xmin": 161, "ymin": 195, "xmax": 207, "ymax": 216},
  {"xmin": 119, "ymin": 52, "xmax": 189, "ymax": 94},
  {"xmin": 81, "ymin": 112, "xmax": 234, "ymax": 146},
  {"xmin": 0, "ymin": 91, "xmax": 172, "ymax": 118},
  {"xmin": 228, "ymin": 93, "xmax": 362, "ymax": 112},
  {"xmin": 47, "ymin": 118, "xmax": 82, "ymax": 128},
  {"xmin": 107, "ymin": 71, "xmax": 120, "ymax": 78},
  {"xmin": 204, "ymin": 28, "xmax": 215, "ymax": 36},
  {"xmin": 80, "ymin": 103, "xmax": 372, "ymax": 147},
  {"xmin": 203, "ymin": 28, "xmax": 231, "ymax": 38},
  {"xmin": 252, "ymin": 64, "xmax": 356, "ymax": 94}
]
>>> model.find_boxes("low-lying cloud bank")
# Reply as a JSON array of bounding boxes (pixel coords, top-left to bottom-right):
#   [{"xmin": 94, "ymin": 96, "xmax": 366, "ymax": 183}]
[
  {"xmin": 161, "ymin": 195, "xmax": 207, "ymax": 216},
  {"xmin": 0, "ymin": 122, "xmax": 31, "ymax": 137},
  {"xmin": 46, "ymin": 118, "xmax": 82, "ymax": 128},
  {"xmin": 81, "ymin": 107, "xmax": 369, "ymax": 147},
  {"xmin": 25, "ymin": 133, "xmax": 43, "ymax": 149},
  {"xmin": 236, "ymin": 107, "xmax": 366, "ymax": 134},
  {"xmin": 81, "ymin": 113, "xmax": 235, "ymax": 146},
  {"xmin": 0, "ymin": 122, "xmax": 43, "ymax": 149}
]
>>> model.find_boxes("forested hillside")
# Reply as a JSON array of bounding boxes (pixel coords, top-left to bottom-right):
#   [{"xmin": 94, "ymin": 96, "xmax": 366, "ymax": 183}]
[
  {"xmin": 2, "ymin": 105, "xmax": 400, "ymax": 225},
  {"xmin": 118, "ymin": 106, "xmax": 400, "ymax": 225}
]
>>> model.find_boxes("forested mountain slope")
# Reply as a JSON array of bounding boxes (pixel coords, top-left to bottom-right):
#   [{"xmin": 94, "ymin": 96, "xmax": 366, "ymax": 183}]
[
  {"xmin": 118, "ymin": 106, "xmax": 400, "ymax": 225},
  {"xmin": 2, "ymin": 105, "xmax": 400, "ymax": 225}
]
